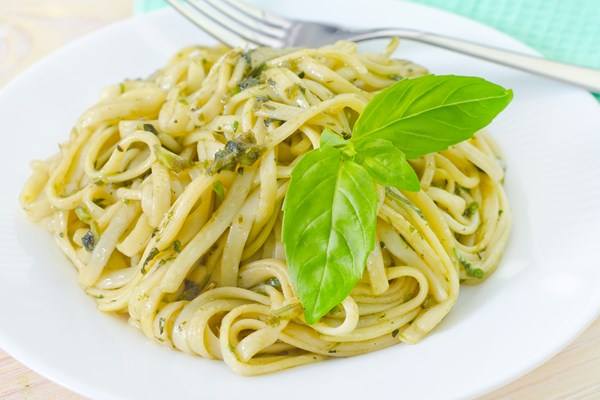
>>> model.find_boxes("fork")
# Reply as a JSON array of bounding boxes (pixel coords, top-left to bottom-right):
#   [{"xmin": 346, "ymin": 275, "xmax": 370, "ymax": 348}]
[{"xmin": 166, "ymin": 0, "xmax": 600, "ymax": 92}]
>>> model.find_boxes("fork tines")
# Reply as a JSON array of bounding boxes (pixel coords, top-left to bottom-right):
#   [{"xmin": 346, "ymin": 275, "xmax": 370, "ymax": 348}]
[{"xmin": 167, "ymin": 0, "xmax": 290, "ymax": 48}]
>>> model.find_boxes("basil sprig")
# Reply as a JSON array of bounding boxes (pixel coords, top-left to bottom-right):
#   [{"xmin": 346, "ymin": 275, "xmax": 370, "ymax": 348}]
[
  {"xmin": 282, "ymin": 75, "xmax": 513, "ymax": 323},
  {"xmin": 353, "ymin": 74, "xmax": 514, "ymax": 158}
]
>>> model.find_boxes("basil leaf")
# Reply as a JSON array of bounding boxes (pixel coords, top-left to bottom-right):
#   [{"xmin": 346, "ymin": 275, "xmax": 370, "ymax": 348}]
[
  {"xmin": 320, "ymin": 128, "xmax": 346, "ymax": 148},
  {"xmin": 352, "ymin": 75, "xmax": 513, "ymax": 158},
  {"xmin": 282, "ymin": 146, "xmax": 377, "ymax": 323},
  {"xmin": 355, "ymin": 139, "xmax": 420, "ymax": 191}
]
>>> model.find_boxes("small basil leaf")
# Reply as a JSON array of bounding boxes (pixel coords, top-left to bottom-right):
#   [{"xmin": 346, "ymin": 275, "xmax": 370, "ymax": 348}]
[
  {"xmin": 352, "ymin": 75, "xmax": 513, "ymax": 158},
  {"xmin": 320, "ymin": 128, "xmax": 347, "ymax": 148},
  {"xmin": 282, "ymin": 146, "xmax": 377, "ymax": 324},
  {"xmin": 355, "ymin": 139, "xmax": 420, "ymax": 192}
]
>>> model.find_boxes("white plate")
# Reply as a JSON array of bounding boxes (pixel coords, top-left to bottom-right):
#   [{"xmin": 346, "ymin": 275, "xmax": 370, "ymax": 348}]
[{"xmin": 1, "ymin": 1, "xmax": 600, "ymax": 399}]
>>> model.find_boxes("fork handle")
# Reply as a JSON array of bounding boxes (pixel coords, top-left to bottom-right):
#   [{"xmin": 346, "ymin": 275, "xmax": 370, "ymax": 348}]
[{"xmin": 349, "ymin": 28, "xmax": 600, "ymax": 93}]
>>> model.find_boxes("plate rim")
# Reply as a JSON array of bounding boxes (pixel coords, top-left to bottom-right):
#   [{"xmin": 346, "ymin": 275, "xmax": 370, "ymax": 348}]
[{"xmin": 1, "ymin": 3, "xmax": 599, "ymax": 400}]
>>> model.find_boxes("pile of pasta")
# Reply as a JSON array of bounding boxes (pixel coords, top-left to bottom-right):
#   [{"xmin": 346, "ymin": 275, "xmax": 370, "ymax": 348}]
[{"xmin": 21, "ymin": 40, "xmax": 510, "ymax": 375}]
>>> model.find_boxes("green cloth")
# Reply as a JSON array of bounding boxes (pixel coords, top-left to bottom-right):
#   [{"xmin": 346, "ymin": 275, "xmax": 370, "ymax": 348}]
[
  {"xmin": 135, "ymin": 0, "xmax": 600, "ymax": 99},
  {"xmin": 135, "ymin": 0, "xmax": 166, "ymax": 13}
]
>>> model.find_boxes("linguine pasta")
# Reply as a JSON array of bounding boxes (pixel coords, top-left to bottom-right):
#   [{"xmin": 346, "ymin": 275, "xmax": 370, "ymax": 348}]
[{"xmin": 20, "ymin": 40, "xmax": 511, "ymax": 375}]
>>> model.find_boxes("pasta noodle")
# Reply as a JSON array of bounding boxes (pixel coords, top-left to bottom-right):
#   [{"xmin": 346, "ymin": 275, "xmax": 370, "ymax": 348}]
[{"xmin": 20, "ymin": 40, "xmax": 511, "ymax": 375}]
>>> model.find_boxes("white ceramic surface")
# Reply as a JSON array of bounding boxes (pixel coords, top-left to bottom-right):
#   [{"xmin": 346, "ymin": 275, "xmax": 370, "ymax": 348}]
[{"xmin": 1, "ymin": 2, "xmax": 599, "ymax": 399}]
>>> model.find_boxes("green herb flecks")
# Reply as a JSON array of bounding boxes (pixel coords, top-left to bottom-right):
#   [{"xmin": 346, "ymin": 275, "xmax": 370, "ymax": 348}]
[
  {"xmin": 265, "ymin": 277, "xmax": 281, "ymax": 290},
  {"xmin": 208, "ymin": 137, "xmax": 262, "ymax": 174},
  {"xmin": 142, "ymin": 247, "xmax": 159, "ymax": 274},
  {"xmin": 241, "ymin": 47, "xmax": 293, "ymax": 71},
  {"xmin": 213, "ymin": 180, "xmax": 225, "ymax": 202},
  {"xmin": 92, "ymin": 198, "xmax": 106, "ymax": 208},
  {"xmin": 180, "ymin": 279, "xmax": 201, "ymax": 301},
  {"xmin": 143, "ymin": 123, "xmax": 158, "ymax": 135},
  {"xmin": 266, "ymin": 78, "xmax": 277, "ymax": 89},
  {"xmin": 263, "ymin": 118, "xmax": 274, "ymax": 128},
  {"xmin": 463, "ymin": 202, "xmax": 479, "ymax": 218},
  {"xmin": 154, "ymin": 145, "xmax": 191, "ymax": 172},
  {"xmin": 455, "ymin": 185, "xmax": 471, "ymax": 196},
  {"xmin": 455, "ymin": 249, "xmax": 485, "ymax": 279},
  {"xmin": 81, "ymin": 230, "xmax": 96, "ymax": 252},
  {"xmin": 255, "ymin": 95, "xmax": 270, "ymax": 103},
  {"xmin": 385, "ymin": 187, "xmax": 425, "ymax": 218},
  {"xmin": 173, "ymin": 240, "xmax": 182, "ymax": 253},
  {"xmin": 239, "ymin": 62, "xmax": 266, "ymax": 91}
]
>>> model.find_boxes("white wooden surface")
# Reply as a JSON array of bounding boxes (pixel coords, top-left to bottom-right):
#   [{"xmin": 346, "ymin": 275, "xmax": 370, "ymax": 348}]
[{"xmin": 1, "ymin": 1, "xmax": 599, "ymax": 398}]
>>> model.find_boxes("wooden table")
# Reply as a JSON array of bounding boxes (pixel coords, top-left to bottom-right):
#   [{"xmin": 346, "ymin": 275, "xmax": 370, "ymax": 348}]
[{"xmin": 1, "ymin": 1, "xmax": 599, "ymax": 398}]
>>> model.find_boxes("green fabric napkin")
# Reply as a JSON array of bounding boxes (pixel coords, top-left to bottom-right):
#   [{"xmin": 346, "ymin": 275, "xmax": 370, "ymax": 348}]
[{"xmin": 135, "ymin": 0, "xmax": 600, "ymax": 99}]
